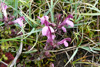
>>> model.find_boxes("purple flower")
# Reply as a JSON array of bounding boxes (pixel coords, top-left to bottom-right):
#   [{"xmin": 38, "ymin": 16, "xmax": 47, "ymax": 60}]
[
  {"xmin": 62, "ymin": 15, "xmax": 74, "ymax": 27},
  {"xmin": 42, "ymin": 26, "xmax": 55, "ymax": 43},
  {"xmin": 57, "ymin": 38, "xmax": 71, "ymax": 47},
  {"xmin": 61, "ymin": 26, "xmax": 66, "ymax": 32},
  {"xmin": 58, "ymin": 15, "xmax": 74, "ymax": 32},
  {"xmin": 13, "ymin": 16, "xmax": 25, "ymax": 27},
  {"xmin": 42, "ymin": 26, "xmax": 54, "ymax": 36},
  {"xmin": 37, "ymin": 16, "xmax": 50, "ymax": 26},
  {"xmin": 1, "ymin": 2, "xmax": 8, "ymax": 20},
  {"xmin": 38, "ymin": 16, "xmax": 55, "ymax": 44}
]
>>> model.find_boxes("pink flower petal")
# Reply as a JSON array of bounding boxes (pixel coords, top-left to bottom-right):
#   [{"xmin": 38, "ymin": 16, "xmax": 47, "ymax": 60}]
[
  {"xmin": 44, "ymin": 16, "xmax": 49, "ymax": 20},
  {"xmin": 65, "ymin": 38, "xmax": 71, "ymax": 42},
  {"xmin": 59, "ymin": 15, "xmax": 74, "ymax": 28},
  {"xmin": 42, "ymin": 26, "xmax": 54, "ymax": 36},
  {"xmin": 62, "ymin": 26, "xmax": 66, "ymax": 32},
  {"xmin": 42, "ymin": 26, "xmax": 48, "ymax": 36},
  {"xmin": 52, "ymin": 35, "xmax": 55, "ymax": 40},
  {"xmin": 1, "ymin": 2, "xmax": 8, "ymax": 19},
  {"xmin": 64, "ymin": 41, "xmax": 68, "ymax": 47},
  {"xmin": 67, "ymin": 15, "xmax": 73, "ymax": 19},
  {"xmin": 57, "ymin": 40, "xmax": 64, "ymax": 45},
  {"xmin": 57, "ymin": 38, "xmax": 71, "ymax": 46},
  {"xmin": 37, "ymin": 16, "xmax": 49, "ymax": 25},
  {"xmin": 13, "ymin": 16, "xmax": 24, "ymax": 27},
  {"xmin": 66, "ymin": 20, "xmax": 74, "ymax": 27},
  {"xmin": 49, "ymin": 26, "xmax": 54, "ymax": 33}
]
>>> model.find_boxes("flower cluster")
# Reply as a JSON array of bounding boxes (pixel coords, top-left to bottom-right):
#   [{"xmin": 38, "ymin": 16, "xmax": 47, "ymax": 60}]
[
  {"xmin": 38, "ymin": 14, "xmax": 74, "ymax": 56},
  {"xmin": 0, "ymin": 2, "xmax": 25, "ymax": 37},
  {"xmin": 38, "ymin": 16, "xmax": 55, "ymax": 46},
  {"xmin": 0, "ymin": 2, "xmax": 25, "ymax": 27}
]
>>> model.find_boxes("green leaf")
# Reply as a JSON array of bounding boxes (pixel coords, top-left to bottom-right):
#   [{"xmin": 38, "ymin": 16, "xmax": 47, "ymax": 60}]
[
  {"xmin": 92, "ymin": 47, "xmax": 100, "ymax": 51},
  {"xmin": 23, "ymin": 49, "xmax": 38, "ymax": 54},
  {"xmin": 80, "ymin": 47, "xmax": 98, "ymax": 53},
  {"xmin": 0, "ymin": 37, "xmax": 20, "ymax": 43},
  {"xmin": 64, "ymin": 48, "xmax": 78, "ymax": 67},
  {"xmin": 24, "ymin": 28, "xmax": 41, "ymax": 39},
  {"xmin": 80, "ymin": 13, "xmax": 100, "ymax": 16},
  {"xmin": 0, "ymin": 23, "xmax": 4, "ymax": 26}
]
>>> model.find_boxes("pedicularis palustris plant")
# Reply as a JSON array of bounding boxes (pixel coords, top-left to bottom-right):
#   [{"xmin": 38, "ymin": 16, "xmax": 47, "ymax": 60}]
[
  {"xmin": 38, "ymin": 14, "xmax": 74, "ymax": 57},
  {"xmin": 0, "ymin": 2, "xmax": 74, "ymax": 67},
  {"xmin": 1, "ymin": 2, "xmax": 74, "ymax": 56}
]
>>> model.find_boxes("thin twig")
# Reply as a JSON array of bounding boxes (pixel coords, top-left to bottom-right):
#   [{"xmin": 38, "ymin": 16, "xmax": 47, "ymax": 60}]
[
  {"xmin": 47, "ymin": 42, "xmax": 99, "ymax": 54},
  {"xmin": 0, "ymin": 61, "xmax": 8, "ymax": 66},
  {"xmin": 84, "ymin": 36, "xmax": 98, "ymax": 46},
  {"xmin": 28, "ymin": 33, "xmax": 38, "ymax": 52},
  {"xmin": 9, "ymin": 38, "xmax": 23, "ymax": 67},
  {"xmin": 97, "ymin": 12, "xmax": 100, "ymax": 41}
]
